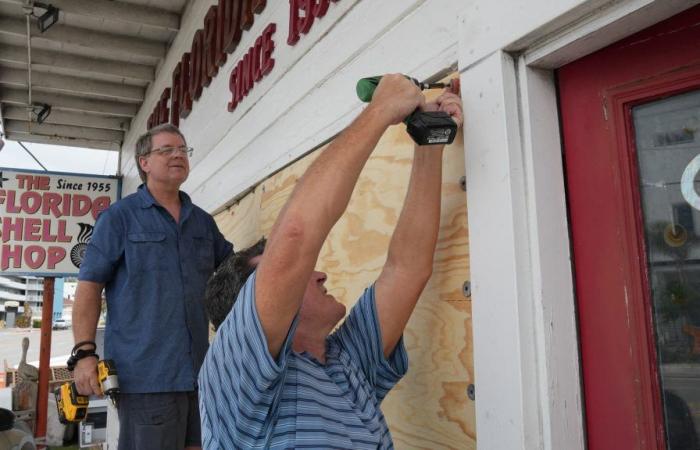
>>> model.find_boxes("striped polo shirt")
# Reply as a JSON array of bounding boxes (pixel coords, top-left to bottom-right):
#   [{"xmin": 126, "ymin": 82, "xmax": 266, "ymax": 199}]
[{"xmin": 198, "ymin": 271, "xmax": 408, "ymax": 449}]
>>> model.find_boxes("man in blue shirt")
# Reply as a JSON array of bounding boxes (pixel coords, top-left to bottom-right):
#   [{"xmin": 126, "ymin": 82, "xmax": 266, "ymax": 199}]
[
  {"xmin": 72, "ymin": 123, "xmax": 233, "ymax": 450},
  {"xmin": 199, "ymin": 74, "xmax": 463, "ymax": 449}
]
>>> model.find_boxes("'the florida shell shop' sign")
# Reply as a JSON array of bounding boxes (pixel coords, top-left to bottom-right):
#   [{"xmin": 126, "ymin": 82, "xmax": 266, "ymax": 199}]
[{"xmin": 0, "ymin": 168, "xmax": 120, "ymax": 276}]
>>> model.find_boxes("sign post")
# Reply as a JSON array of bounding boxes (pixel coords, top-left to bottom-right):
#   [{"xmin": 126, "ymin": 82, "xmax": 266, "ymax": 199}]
[
  {"xmin": 0, "ymin": 167, "xmax": 120, "ymax": 446},
  {"xmin": 36, "ymin": 277, "xmax": 54, "ymax": 446}
]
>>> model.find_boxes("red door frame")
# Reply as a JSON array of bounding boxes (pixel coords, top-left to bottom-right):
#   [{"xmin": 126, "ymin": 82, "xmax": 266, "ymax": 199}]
[{"xmin": 558, "ymin": 6, "xmax": 700, "ymax": 449}]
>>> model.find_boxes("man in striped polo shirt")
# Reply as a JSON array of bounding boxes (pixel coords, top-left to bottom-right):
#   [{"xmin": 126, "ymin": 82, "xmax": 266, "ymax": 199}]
[{"xmin": 199, "ymin": 74, "xmax": 463, "ymax": 449}]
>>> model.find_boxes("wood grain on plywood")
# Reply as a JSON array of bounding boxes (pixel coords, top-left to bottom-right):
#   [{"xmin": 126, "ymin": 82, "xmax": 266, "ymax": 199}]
[{"xmin": 214, "ymin": 185, "xmax": 263, "ymax": 250}]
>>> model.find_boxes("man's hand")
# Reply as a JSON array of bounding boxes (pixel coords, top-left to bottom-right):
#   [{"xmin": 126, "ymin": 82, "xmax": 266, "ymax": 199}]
[
  {"xmin": 74, "ymin": 356, "xmax": 102, "ymax": 396},
  {"xmin": 436, "ymin": 92, "xmax": 464, "ymax": 128},
  {"xmin": 367, "ymin": 74, "xmax": 425, "ymax": 125},
  {"xmin": 423, "ymin": 81, "xmax": 463, "ymax": 128}
]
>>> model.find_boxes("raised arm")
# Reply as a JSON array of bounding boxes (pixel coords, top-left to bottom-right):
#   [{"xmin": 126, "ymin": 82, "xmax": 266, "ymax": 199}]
[
  {"xmin": 375, "ymin": 88, "xmax": 464, "ymax": 357},
  {"xmin": 255, "ymin": 75, "xmax": 424, "ymax": 358}
]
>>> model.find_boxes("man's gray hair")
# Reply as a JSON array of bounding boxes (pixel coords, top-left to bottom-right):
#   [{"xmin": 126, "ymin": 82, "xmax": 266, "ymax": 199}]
[{"xmin": 134, "ymin": 123, "xmax": 187, "ymax": 183}]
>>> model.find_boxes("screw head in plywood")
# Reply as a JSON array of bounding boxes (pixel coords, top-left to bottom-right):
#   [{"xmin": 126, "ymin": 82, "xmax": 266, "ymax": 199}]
[
  {"xmin": 467, "ymin": 384, "xmax": 475, "ymax": 400},
  {"xmin": 462, "ymin": 281, "xmax": 471, "ymax": 298}
]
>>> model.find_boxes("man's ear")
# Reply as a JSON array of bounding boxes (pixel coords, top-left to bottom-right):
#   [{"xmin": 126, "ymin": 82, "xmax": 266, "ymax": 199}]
[{"xmin": 139, "ymin": 156, "xmax": 149, "ymax": 174}]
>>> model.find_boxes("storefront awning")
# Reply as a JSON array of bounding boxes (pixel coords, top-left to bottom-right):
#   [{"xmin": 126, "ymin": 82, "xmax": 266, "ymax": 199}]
[{"xmin": 0, "ymin": 0, "xmax": 189, "ymax": 151}]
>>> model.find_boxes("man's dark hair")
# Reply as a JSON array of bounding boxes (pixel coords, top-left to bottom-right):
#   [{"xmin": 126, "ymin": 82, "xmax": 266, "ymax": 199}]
[{"xmin": 205, "ymin": 237, "xmax": 266, "ymax": 330}]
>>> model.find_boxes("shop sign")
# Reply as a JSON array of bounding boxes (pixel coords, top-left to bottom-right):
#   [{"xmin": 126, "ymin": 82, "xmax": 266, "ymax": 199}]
[
  {"xmin": 0, "ymin": 168, "xmax": 121, "ymax": 275},
  {"xmin": 227, "ymin": 23, "xmax": 276, "ymax": 111},
  {"xmin": 147, "ymin": 0, "xmax": 340, "ymax": 128},
  {"xmin": 287, "ymin": 0, "xmax": 338, "ymax": 45}
]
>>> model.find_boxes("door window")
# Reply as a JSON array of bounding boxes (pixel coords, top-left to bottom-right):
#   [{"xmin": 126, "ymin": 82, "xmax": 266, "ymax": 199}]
[{"xmin": 633, "ymin": 89, "xmax": 700, "ymax": 449}]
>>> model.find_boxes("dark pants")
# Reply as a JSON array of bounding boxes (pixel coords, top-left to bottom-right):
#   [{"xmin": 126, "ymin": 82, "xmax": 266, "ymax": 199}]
[{"xmin": 117, "ymin": 391, "xmax": 201, "ymax": 450}]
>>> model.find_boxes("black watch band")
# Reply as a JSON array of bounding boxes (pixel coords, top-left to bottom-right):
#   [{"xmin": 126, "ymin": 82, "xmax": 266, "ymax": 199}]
[{"xmin": 67, "ymin": 341, "xmax": 99, "ymax": 371}]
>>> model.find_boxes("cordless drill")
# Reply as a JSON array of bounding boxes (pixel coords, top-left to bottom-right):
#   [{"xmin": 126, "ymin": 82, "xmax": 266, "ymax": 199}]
[
  {"xmin": 55, "ymin": 359, "xmax": 119, "ymax": 424},
  {"xmin": 356, "ymin": 75, "xmax": 460, "ymax": 146}
]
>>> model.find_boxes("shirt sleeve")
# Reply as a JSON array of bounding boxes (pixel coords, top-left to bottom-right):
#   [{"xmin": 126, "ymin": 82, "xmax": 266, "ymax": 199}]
[
  {"xmin": 330, "ymin": 284, "xmax": 409, "ymax": 402},
  {"xmin": 78, "ymin": 207, "xmax": 124, "ymax": 284},
  {"xmin": 210, "ymin": 216, "xmax": 233, "ymax": 267},
  {"xmin": 199, "ymin": 270, "xmax": 297, "ymax": 448}
]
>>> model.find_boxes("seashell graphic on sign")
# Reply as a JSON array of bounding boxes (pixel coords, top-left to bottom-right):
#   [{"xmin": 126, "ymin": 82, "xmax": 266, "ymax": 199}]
[{"xmin": 71, "ymin": 223, "xmax": 94, "ymax": 268}]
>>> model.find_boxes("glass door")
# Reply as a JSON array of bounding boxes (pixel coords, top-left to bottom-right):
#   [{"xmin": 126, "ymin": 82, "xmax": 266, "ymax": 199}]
[{"xmin": 633, "ymin": 90, "xmax": 700, "ymax": 449}]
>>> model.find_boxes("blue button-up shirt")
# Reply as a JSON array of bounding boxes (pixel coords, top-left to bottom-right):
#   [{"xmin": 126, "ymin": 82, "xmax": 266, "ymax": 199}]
[{"xmin": 79, "ymin": 184, "xmax": 233, "ymax": 393}]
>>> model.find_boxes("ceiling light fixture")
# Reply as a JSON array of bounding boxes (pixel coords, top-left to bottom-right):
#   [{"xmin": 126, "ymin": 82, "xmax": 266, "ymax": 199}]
[{"xmin": 33, "ymin": 2, "xmax": 59, "ymax": 32}]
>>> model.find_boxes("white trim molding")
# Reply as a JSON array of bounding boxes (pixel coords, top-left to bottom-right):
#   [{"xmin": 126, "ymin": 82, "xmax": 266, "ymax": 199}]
[{"xmin": 458, "ymin": 0, "xmax": 700, "ymax": 449}]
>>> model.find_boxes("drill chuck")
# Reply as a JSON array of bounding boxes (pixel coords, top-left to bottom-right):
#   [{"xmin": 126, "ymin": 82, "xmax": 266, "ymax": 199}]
[
  {"xmin": 101, "ymin": 375, "xmax": 119, "ymax": 395},
  {"xmin": 97, "ymin": 359, "xmax": 120, "ymax": 406},
  {"xmin": 98, "ymin": 360, "xmax": 119, "ymax": 395}
]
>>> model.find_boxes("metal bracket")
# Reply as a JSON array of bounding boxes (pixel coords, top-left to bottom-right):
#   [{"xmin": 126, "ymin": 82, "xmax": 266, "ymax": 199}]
[{"xmin": 31, "ymin": 103, "xmax": 51, "ymax": 124}]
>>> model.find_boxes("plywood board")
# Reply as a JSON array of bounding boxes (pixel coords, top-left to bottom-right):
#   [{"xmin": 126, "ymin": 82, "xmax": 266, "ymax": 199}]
[
  {"xmin": 214, "ymin": 87, "xmax": 474, "ymax": 450},
  {"xmin": 214, "ymin": 185, "xmax": 264, "ymax": 251}
]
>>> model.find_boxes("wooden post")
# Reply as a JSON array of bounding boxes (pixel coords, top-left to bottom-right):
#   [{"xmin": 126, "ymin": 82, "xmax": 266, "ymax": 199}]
[{"xmin": 35, "ymin": 276, "xmax": 54, "ymax": 448}]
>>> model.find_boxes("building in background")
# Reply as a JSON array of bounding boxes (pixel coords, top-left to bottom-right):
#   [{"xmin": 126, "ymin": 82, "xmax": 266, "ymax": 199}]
[
  {"xmin": 0, "ymin": 275, "xmax": 44, "ymax": 320},
  {"xmin": 0, "ymin": 276, "xmax": 65, "ymax": 325},
  {"xmin": 51, "ymin": 278, "xmax": 65, "ymax": 323},
  {"xmin": 63, "ymin": 280, "xmax": 77, "ymax": 302}
]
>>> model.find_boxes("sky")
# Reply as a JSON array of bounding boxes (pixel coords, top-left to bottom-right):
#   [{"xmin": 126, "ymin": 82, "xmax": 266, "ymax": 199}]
[{"xmin": 0, "ymin": 138, "xmax": 119, "ymax": 176}]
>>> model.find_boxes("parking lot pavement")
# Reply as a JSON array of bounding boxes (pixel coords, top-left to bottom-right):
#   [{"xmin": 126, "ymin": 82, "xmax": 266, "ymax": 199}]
[{"xmin": 0, "ymin": 328, "xmax": 74, "ymax": 368}]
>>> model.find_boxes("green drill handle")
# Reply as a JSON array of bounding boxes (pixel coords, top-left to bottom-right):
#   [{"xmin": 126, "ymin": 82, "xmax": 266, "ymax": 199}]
[
  {"xmin": 356, "ymin": 76, "xmax": 384, "ymax": 102},
  {"xmin": 356, "ymin": 76, "xmax": 417, "ymax": 126},
  {"xmin": 355, "ymin": 76, "xmax": 452, "ymax": 102},
  {"xmin": 356, "ymin": 76, "xmax": 411, "ymax": 102}
]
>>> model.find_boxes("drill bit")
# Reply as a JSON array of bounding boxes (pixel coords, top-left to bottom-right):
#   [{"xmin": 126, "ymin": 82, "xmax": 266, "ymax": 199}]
[{"xmin": 417, "ymin": 79, "xmax": 460, "ymax": 94}]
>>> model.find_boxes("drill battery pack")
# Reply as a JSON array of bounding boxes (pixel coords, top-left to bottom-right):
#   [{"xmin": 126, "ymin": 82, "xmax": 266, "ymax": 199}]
[
  {"xmin": 55, "ymin": 382, "xmax": 88, "ymax": 424},
  {"xmin": 406, "ymin": 111, "xmax": 458, "ymax": 146}
]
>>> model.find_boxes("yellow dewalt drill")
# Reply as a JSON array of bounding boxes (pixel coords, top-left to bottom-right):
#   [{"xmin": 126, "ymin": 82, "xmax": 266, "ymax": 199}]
[{"xmin": 55, "ymin": 359, "xmax": 119, "ymax": 424}]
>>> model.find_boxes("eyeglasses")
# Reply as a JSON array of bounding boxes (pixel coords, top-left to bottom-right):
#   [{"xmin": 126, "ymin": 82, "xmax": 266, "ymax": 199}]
[{"xmin": 147, "ymin": 146, "xmax": 194, "ymax": 158}]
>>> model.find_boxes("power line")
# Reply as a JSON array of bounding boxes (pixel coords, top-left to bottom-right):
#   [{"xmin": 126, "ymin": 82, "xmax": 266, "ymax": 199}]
[{"xmin": 17, "ymin": 141, "xmax": 48, "ymax": 171}]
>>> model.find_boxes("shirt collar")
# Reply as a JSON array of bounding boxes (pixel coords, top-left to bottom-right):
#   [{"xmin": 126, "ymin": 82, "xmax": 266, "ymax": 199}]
[
  {"xmin": 137, "ymin": 184, "xmax": 193, "ymax": 216},
  {"xmin": 137, "ymin": 183, "xmax": 157, "ymax": 208}
]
